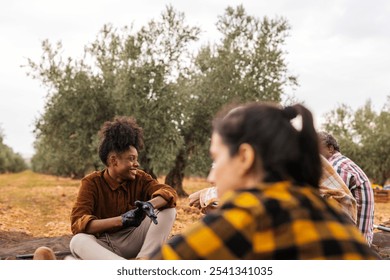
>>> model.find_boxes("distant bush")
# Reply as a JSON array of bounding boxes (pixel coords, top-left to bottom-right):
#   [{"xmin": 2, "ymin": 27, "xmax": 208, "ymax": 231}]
[{"xmin": 0, "ymin": 131, "xmax": 28, "ymax": 173}]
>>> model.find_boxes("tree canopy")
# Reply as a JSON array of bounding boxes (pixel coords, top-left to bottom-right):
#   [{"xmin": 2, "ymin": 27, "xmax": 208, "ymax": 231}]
[
  {"xmin": 165, "ymin": 6, "xmax": 298, "ymax": 194},
  {"xmin": 0, "ymin": 127, "xmax": 28, "ymax": 173},
  {"xmin": 26, "ymin": 5, "xmax": 298, "ymax": 195},
  {"xmin": 322, "ymin": 97, "xmax": 390, "ymax": 185}
]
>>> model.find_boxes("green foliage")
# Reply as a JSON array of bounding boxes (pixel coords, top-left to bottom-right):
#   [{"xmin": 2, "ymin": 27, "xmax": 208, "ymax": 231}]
[
  {"xmin": 0, "ymin": 128, "xmax": 28, "ymax": 173},
  {"xmin": 167, "ymin": 5, "xmax": 298, "ymax": 182},
  {"xmin": 27, "ymin": 5, "xmax": 200, "ymax": 178},
  {"xmin": 322, "ymin": 97, "xmax": 390, "ymax": 184},
  {"xmin": 27, "ymin": 39, "xmax": 114, "ymax": 177},
  {"xmin": 26, "ymin": 5, "xmax": 298, "ymax": 190}
]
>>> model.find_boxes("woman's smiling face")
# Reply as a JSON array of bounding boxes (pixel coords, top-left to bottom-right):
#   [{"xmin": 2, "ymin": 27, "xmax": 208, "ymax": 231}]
[{"xmin": 111, "ymin": 146, "xmax": 140, "ymax": 183}]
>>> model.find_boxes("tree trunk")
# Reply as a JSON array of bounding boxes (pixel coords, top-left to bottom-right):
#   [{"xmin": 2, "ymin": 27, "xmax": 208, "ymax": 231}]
[{"xmin": 165, "ymin": 149, "xmax": 188, "ymax": 197}]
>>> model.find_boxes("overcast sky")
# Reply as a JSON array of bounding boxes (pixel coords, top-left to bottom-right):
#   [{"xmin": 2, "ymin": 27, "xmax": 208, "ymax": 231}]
[{"xmin": 1, "ymin": 0, "xmax": 389, "ymax": 157}]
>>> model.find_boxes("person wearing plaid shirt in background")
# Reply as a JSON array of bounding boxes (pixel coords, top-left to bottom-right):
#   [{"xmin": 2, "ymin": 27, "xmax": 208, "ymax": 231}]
[
  {"xmin": 319, "ymin": 155, "xmax": 357, "ymax": 225},
  {"xmin": 318, "ymin": 131, "xmax": 374, "ymax": 246},
  {"xmin": 151, "ymin": 102, "xmax": 378, "ymax": 260}
]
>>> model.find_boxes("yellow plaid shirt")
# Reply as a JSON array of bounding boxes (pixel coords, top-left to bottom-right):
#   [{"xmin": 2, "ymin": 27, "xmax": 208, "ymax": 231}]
[{"xmin": 153, "ymin": 181, "xmax": 378, "ymax": 260}]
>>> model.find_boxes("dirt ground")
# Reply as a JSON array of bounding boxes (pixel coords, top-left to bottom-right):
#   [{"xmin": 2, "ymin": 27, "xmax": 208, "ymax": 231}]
[
  {"xmin": 1, "ymin": 201, "xmax": 389, "ymax": 259},
  {"xmin": 0, "ymin": 195, "xmax": 204, "ymax": 259},
  {"xmin": 0, "ymin": 172, "xmax": 389, "ymax": 259},
  {"xmin": 0, "ymin": 173, "xmax": 206, "ymax": 259}
]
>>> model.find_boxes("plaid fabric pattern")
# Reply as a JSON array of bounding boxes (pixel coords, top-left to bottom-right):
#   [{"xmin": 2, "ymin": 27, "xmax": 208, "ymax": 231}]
[
  {"xmin": 329, "ymin": 152, "xmax": 375, "ymax": 246},
  {"xmin": 319, "ymin": 156, "xmax": 357, "ymax": 224},
  {"xmin": 153, "ymin": 181, "xmax": 378, "ymax": 260}
]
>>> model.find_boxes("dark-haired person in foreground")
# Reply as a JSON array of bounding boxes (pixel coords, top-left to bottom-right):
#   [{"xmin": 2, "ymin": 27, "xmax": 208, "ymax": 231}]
[
  {"xmin": 69, "ymin": 116, "xmax": 177, "ymax": 259},
  {"xmin": 152, "ymin": 102, "xmax": 378, "ymax": 260}
]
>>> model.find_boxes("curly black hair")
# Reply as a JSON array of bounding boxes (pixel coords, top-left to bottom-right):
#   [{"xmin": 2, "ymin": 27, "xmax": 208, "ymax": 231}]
[{"xmin": 98, "ymin": 116, "xmax": 144, "ymax": 166}]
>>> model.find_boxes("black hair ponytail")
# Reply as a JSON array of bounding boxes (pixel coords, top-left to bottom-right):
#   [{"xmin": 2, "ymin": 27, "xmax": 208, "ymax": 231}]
[
  {"xmin": 290, "ymin": 104, "xmax": 321, "ymax": 187},
  {"xmin": 213, "ymin": 102, "xmax": 322, "ymax": 188}
]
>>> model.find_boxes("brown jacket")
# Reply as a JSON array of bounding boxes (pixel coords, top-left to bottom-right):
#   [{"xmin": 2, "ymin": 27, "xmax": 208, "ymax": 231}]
[{"xmin": 70, "ymin": 169, "xmax": 177, "ymax": 234}]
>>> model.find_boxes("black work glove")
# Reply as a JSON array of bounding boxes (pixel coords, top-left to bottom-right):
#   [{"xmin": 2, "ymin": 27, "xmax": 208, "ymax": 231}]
[
  {"xmin": 121, "ymin": 207, "xmax": 145, "ymax": 228},
  {"xmin": 135, "ymin": 200, "xmax": 158, "ymax": 225}
]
